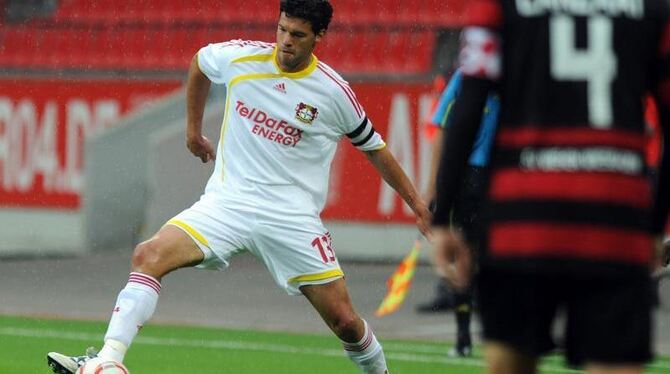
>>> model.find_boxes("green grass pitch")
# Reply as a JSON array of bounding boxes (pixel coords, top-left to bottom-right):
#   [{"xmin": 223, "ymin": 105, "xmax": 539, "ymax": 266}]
[{"xmin": 1, "ymin": 315, "xmax": 669, "ymax": 373}]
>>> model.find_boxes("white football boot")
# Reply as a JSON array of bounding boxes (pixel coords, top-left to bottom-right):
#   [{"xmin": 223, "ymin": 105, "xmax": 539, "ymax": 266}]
[{"xmin": 47, "ymin": 347, "xmax": 98, "ymax": 374}]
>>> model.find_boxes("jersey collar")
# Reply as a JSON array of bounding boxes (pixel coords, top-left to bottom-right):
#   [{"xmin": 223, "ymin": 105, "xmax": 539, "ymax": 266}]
[{"xmin": 272, "ymin": 46, "xmax": 318, "ymax": 79}]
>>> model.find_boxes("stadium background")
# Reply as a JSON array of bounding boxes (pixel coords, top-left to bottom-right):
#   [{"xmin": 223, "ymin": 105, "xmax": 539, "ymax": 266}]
[
  {"xmin": 0, "ymin": 0, "xmax": 467, "ymax": 259},
  {"xmin": 1, "ymin": 1, "xmax": 669, "ymax": 371}
]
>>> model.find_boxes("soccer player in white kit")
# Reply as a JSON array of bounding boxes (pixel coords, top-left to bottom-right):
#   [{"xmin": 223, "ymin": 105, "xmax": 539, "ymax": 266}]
[{"xmin": 47, "ymin": 1, "xmax": 431, "ymax": 373}]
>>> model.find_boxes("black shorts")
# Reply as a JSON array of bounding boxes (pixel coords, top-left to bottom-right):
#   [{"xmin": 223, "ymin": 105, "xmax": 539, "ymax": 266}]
[
  {"xmin": 452, "ymin": 166, "xmax": 488, "ymax": 247},
  {"xmin": 477, "ymin": 266, "xmax": 653, "ymax": 366}
]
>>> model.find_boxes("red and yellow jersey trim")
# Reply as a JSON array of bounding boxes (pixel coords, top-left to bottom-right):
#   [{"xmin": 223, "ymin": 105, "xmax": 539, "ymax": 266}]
[
  {"xmin": 288, "ymin": 268, "xmax": 344, "ymax": 284},
  {"xmin": 165, "ymin": 219, "xmax": 211, "ymax": 248}
]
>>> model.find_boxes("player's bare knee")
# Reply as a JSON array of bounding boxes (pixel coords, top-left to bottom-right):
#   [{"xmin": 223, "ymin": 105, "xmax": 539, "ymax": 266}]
[{"xmin": 131, "ymin": 240, "xmax": 168, "ymax": 276}]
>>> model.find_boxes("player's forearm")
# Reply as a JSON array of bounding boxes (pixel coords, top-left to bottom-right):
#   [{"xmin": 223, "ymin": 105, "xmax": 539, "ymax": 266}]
[
  {"xmin": 365, "ymin": 147, "xmax": 422, "ymax": 212},
  {"xmin": 186, "ymin": 53, "xmax": 211, "ymax": 138}
]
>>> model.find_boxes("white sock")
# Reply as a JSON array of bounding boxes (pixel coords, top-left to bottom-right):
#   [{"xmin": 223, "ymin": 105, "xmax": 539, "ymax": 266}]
[
  {"xmin": 342, "ymin": 320, "xmax": 389, "ymax": 374},
  {"xmin": 98, "ymin": 339, "xmax": 127, "ymax": 363},
  {"xmin": 99, "ymin": 272, "xmax": 161, "ymax": 362}
]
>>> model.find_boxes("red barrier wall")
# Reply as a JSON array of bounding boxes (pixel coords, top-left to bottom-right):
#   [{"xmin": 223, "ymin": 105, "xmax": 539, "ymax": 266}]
[
  {"xmin": 0, "ymin": 79, "xmax": 181, "ymax": 209},
  {"xmin": 0, "ymin": 79, "xmax": 435, "ymax": 224},
  {"xmin": 323, "ymin": 82, "xmax": 433, "ymax": 223}
]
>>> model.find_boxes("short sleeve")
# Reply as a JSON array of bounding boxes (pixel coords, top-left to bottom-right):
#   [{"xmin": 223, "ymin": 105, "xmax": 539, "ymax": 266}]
[
  {"xmin": 197, "ymin": 42, "xmax": 238, "ymax": 84},
  {"xmin": 431, "ymin": 71, "xmax": 463, "ymax": 128},
  {"xmin": 344, "ymin": 116, "xmax": 385, "ymax": 151},
  {"xmin": 322, "ymin": 70, "xmax": 386, "ymax": 151}
]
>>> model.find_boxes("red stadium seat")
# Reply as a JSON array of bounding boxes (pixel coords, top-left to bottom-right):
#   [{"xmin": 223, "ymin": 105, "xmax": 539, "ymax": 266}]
[
  {"xmin": 38, "ymin": 28, "xmax": 65, "ymax": 69},
  {"xmin": 337, "ymin": 31, "xmax": 361, "ymax": 73},
  {"xmin": 406, "ymin": 30, "xmax": 436, "ymax": 72},
  {"xmin": 249, "ymin": 0, "xmax": 279, "ymax": 23},
  {"xmin": 53, "ymin": 0, "xmax": 95, "ymax": 23},
  {"xmin": 377, "ymin": 0, "xmax": 403, "ymax": 25},
  {"xmin": 334, "ymin": 0, "xmax": 374, "ymax": 26},
  {"xmin": 61, "ymin": 27, "xmax": 92, "ymax": 68},
  {"xmin": 0, "ymin": 25, "xmax": 437, "ymax": 73},
  {"xmin": 86, "ymin": 28, "xmax": 119, "ymax": 70},
  {"xmin": 52, "ymin": 0, "xmax": 281, "ymax": 26},
  {"xmin": 126, "ymin": 27, "xmax": 149, "ymax": 70},
  {"xmin": 52, "ymin": 0, "xmax": 461, "ymax": 27},
  {"xmin": 316, "ymin": 29, "xmax": 344, "ymax": 67},
  {"xmin": 360, "ymin": 31, "xmax": 385, "ymax": 72},
  {"xmin": 0, "ymin": 0, "xmax": 440, "ymax": 73},
  {"xmin": 161, "ymin": 28, "xmax": 193, "ymax": 70},
  {"xmin": 188, "ymin": 1, "xmax": 226, "ymax": 24},
  {"xmin": 0, "ymin": 27, "xmax": 35, "ymax": 67},
  {"xmin": 384, "ymin": 30, "xmax": 409, "ymax": 72},
  {"xmin": 190, "ymin": 27, "xmax": 214, "ymax": 49}
]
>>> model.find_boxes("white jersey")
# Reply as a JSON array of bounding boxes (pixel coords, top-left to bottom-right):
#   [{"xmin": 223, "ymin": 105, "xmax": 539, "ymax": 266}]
[{"xmin": 197, "ymin": 39, "xmax": 385, "ymax": 215}]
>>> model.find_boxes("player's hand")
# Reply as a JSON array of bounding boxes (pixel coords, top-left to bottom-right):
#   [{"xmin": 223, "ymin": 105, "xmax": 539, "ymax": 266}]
[
  {"xmin": 413, "ymin": 200, "xmax": 433, "ymax": 241},
  {"xmin": 662, "ymin": 236, "xmax": 670, "ymax": 267},
  {"xmin": 651, "ymin": 235, "xmax": 670, "ymax": 274},
  {"xmin": 431, "ymin": 226, "xmax": 472, "ymax": 291},
  {"xmin": 186, "ymin": 133, "xmax": 216, "ymax": 163}
]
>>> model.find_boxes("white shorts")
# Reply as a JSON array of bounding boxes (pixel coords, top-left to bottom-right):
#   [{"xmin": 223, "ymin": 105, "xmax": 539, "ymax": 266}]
[{"xmin": 165, "ymin": 194, "xmax": 343, "ymax": 295}]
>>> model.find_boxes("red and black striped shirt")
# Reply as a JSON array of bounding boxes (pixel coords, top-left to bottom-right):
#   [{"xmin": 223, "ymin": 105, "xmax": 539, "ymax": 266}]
[{"xmin": 433, "ymin": 0, "xmax": 670, "ymax": 271}]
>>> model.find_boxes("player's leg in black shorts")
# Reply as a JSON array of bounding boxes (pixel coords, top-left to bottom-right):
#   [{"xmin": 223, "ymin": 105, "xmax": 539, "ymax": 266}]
[
  {"xmin": 477, "ymin": 267, "xmax": 558, "ymax": 358},
  {"xmin": 454, "ymin": 166, "xmax": 488, "ymax": 247},
  {"xmin": 478, "ymin": 267, "xmax": 653, "ymax": 367},
  {"xmin": 564, "ymin": 273, "xmax": 653, "ymax": 366}
]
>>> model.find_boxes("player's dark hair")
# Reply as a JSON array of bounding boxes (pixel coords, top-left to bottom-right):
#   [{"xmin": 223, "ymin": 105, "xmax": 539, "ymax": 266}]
[{"xmin": 280, "ymin": 0, "xmax": 333, "ymax": 35}]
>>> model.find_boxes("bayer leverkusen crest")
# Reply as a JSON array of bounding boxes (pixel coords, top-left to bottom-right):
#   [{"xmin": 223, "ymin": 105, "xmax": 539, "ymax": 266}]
[{"xmin": 295, "ymin": 102, "xmax": 318, "ymax": 125}]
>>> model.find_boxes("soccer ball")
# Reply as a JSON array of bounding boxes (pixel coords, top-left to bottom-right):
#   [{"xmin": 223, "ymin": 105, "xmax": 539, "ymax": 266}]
[{"xmin": 75, "ymin": 357, "xmax": 129, "ymax": 374}]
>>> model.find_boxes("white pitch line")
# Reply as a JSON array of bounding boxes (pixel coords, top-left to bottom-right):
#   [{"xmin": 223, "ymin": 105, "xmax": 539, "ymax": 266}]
[{"xmin": 2, "ymin": 327, "xmax": 668, "ymax": 373}]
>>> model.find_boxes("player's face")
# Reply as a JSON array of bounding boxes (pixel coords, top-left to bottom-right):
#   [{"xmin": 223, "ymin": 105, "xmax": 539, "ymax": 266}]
[{"xmin": 276, "ymin": 12, "xmax": 323, "ymax": 72}]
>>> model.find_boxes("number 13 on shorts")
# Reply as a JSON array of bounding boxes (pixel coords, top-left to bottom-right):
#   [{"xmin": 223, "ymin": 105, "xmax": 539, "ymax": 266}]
[{"xmin": 312, "ymin": 232, "xmax": 336, "ymax": 263}]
